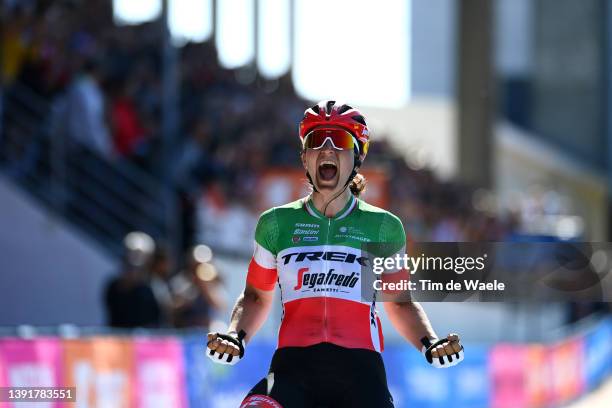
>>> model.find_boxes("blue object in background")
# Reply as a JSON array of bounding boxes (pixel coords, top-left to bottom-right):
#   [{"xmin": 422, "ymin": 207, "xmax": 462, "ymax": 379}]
[
  {"xmin": 386, "ymin": 343, "xmax": 490, "ymax": 408},
  {"xmin": 584, "ymin": 318, "xmax": 612, "ymax": 390},
  {"xmin": 382, "ymin": 344, "xmax": 412, "ymax": 407},
  {"xmin": 183, "ymin": 335, "xmax": 275, "ymax": 408}
]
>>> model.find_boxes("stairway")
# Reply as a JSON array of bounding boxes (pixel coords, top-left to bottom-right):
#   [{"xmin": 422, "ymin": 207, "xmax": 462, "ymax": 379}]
[{"xmin": 0, "ymin": 82, "xmax": 172, "ymax": 256}]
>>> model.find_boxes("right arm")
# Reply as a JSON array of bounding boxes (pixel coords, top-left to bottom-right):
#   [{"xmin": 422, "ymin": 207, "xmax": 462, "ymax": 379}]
[
  {"xmin": 207, "ymin": 209, "xmax": 279, "ymax": 360},
  {"xmin": 227, "ymin": 283, "xmax": 274, "ymax": 343},
  {"xmin": 206, "ymin": 283, "xmax": 274, "ymax": 358}
]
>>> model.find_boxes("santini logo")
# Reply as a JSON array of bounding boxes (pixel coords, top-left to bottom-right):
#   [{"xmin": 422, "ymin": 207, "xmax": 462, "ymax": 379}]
[{"xmin": 293, "ymin": 268, "xmax": 359, "ymax": 290}]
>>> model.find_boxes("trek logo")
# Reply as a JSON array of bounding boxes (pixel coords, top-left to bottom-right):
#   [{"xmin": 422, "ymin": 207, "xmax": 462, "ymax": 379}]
[
  {"xmin": 293, "ymin": 267, "xmax": 359, "ymax": 291},
  {"xmin": 282, "ymin": 251, "xmax": 369, "ymax": 266}
]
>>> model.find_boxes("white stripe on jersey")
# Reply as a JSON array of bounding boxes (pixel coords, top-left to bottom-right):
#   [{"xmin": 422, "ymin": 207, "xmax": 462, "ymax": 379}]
[
  {"xmin": 253, "ymin": 241, "xmax": 276, "ymax": 269},
  {"xmin": 276, "ymin": 244, "xmax": 370, "ymax": 304},
  {"xmin": 336, "ymin": 195, "xmax": 356, "ymax": 220}
]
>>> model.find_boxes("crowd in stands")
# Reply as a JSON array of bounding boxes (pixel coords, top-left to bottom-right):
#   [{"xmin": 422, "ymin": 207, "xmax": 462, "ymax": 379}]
[{"xmin": 0, "ymin": 0, "xmax": 518, "ymax": 255}]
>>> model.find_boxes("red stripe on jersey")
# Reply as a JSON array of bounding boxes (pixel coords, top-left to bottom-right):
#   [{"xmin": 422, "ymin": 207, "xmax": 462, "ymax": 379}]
[
  {"xmin": 278, "ymin": 298, "xmax": 382, "ymax": 351},
  {"xmin": 247, "ymin": 257, "xmax": 278, "ymax": 291},
  {"xmin": 381, "ymin": 269, "xmax": 410, "ymax": 295}
]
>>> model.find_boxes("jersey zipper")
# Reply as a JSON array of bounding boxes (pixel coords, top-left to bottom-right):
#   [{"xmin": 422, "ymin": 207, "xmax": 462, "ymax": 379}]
[{"xmin": 323, "ymin": 216, "xmax": 331, "ymax": 343}]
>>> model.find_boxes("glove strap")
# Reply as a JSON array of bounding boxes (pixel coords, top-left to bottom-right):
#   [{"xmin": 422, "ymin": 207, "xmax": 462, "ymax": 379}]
[
  {"xmin": 208, "ymin": 330, "xmax": 247, "ymax": 362},
  {"xmin": 420, "ymin": 336, "xmax": 459, "ymax": 365}
]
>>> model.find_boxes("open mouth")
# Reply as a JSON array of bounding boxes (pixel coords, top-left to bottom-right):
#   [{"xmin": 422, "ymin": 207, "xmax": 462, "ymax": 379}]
[{"xmin": 318, "ymin": 160, "xmax": 338, "ymax": 181}]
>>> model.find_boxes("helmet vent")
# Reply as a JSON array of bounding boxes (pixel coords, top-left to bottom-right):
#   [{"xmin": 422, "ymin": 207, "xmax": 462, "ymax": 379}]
[
  {"xmin": 351, "ymin": 115, "xmax": 366, "ymax": 125},
  {"xmin": 311, "ymin": 104, "xmax": 320, "ymax": 114},
  {"xmin": 337, "ymin": 104, "xmax": 353, "ymax": 114},
  {"xmin": 325, "ymin": 100, "xmax": 336, "ymax": 115}
]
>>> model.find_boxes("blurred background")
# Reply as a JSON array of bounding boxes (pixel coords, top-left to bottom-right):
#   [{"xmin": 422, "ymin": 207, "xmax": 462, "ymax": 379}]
[{"xmin": 0, "ymin": 0, "xmax": 610, "ymax": 407}]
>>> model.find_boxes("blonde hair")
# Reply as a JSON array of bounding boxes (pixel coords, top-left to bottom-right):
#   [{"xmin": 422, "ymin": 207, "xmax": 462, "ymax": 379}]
[{"xmin": 349, "ymin": 173, "xmax": 367, "ymax": 197}]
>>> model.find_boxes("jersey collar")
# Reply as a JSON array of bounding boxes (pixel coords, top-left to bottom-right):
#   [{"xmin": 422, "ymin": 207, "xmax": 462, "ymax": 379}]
[{"xmin": 304, "ymin": 194, "xmax": 357, "ymax": 220}]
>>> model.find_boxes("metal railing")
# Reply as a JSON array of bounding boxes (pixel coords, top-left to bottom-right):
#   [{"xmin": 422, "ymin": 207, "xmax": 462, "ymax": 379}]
[{"xmin": 0, "ymin": 82, "xmax": 173, "ymax": 256}]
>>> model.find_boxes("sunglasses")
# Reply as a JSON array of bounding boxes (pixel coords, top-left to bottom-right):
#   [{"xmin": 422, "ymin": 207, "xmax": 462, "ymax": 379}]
[{"xmin": 303, "ymin": 128, "xmax": 360, "ymax": 154}]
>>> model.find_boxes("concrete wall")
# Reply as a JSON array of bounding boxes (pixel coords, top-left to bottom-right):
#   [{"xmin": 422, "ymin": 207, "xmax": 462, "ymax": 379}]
[
  {"xmin": 362, "ymin": 99, "xmax": 457, "ymax": 180},
  {"xmin": 0, "ymin": 177, "xmax": 117, "ymax": 326},
  {"xmin": 411, "ymin": 0, "xmax": 456, "ymax": 97},
  {"xmin": 496, "ymin": 122, "xmax": 608, "ymax": 241}
]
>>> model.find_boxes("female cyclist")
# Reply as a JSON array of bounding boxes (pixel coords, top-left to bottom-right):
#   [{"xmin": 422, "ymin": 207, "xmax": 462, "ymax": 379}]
[{"xmin": 206, "ymin": 101, "xmax": 464, "ymax": 408}]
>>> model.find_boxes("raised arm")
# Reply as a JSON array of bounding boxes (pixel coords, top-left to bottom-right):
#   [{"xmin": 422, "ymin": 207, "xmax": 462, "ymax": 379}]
[
  {"xmin": 379, "ymin": 213, "xmax": 464, "ymax": 367},
  {"xmin": 206, "ymin": 209, "xmax": 279, "ymax": 364},
  {"xmin": 227, "ymin": 283, "xmax": 275, "ymax": 343},
  {"xmin": 383, "ymin": 300, "xmax": 437, "ymax": 350}
]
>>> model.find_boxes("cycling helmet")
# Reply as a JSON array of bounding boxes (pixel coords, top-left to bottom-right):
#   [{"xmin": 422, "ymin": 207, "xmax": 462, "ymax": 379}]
[{"xmin": 299, "ymin": 100, "xmax": 370, "ymax": 158}]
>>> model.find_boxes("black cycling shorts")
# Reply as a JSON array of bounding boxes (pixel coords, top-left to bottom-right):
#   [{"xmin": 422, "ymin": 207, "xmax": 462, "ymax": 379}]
[{"xmin": 243, "ymin": 342, "xmax": 394, "ymax": 408}]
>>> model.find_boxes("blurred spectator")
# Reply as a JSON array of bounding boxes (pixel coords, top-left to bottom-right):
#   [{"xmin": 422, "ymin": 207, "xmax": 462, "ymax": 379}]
[
  {"xmin": 1, "ymin": 10, "xmax": 30, "ymax": 86},
  {"xmin": 173, "ymin": 119, "xmax": 220, "ymax": 192},
  {"xmin": 109, "ymin": 76, "xmax": 148, "ymax": 159},
  {"xmin": 66, "ymin": 59, "xmax": 112, "ymax": 158},
  {"xmin": 170, "ymin": 246, "xmax": 225, "ymax": 329},
  {"xmin": 173, "ymin": 119, "xmax": 222, "ymax": 249},
  {"xmin": 148, "ymin": 243, "xmax": 174, "ymax": 327},
  {"xmin": 104, "ymin": 232, "xmax": 160, "ymax": 328}
]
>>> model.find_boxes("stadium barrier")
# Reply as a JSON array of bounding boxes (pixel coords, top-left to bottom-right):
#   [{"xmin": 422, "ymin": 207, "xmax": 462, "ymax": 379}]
[{"xmin": 0, "ymin": 318, "xmax": 609, "ymax": 408}]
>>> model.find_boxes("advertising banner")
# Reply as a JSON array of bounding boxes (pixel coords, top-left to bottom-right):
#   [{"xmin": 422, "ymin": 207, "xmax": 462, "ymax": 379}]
[
  {"xmin": 133, "ymin": 337, "xmax": 187, "ymax": 408},
  {"xmin": 0, "ymin": 338, "xmax": 63, "ymax": 408},
  {"xmin": 525, "ymin": 344, "xmax": 553, "ymax": 407},
  {"xmin": 0, "ymin": 318, "xmax": 608, "ymax": 407},
  {"xmin": 490, "ymin": 344, "xmax": 528, "ymax": 408},
  {"xmin": 63, "ymin": 337, "xmax": 134, "ymax": 408},
  {"xmin": 548, "ymin": 337, "xmax": 585, "ymax": 405}
]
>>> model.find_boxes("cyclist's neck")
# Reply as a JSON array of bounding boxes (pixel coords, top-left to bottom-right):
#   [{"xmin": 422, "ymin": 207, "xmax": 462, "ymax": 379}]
[{"xmin": 310, "ymin": 188, "xmax": 353, "ymax": 218}]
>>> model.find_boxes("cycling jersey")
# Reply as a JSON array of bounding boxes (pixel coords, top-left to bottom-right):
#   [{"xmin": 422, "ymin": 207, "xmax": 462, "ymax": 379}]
[{"xmin": 246, "ymin": 194, "xmax": 406, "ymax": 352}]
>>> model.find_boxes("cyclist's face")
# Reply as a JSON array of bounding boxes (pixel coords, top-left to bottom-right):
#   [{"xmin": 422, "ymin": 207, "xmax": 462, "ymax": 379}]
[{"xmin": 302, "ymin": 140, "xmax": 354, "ymax": 192}]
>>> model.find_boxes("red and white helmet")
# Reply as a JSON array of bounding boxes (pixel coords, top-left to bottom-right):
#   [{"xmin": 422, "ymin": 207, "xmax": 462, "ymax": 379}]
[{"xmin": 299, "ymin": 100, "xmax": 370, "ymax": 157}]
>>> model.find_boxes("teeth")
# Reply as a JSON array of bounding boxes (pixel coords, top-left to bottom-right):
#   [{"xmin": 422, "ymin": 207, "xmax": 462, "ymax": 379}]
[{"xmin": 319, "ymin": 161, "xmax": 337, "ymax": 167}]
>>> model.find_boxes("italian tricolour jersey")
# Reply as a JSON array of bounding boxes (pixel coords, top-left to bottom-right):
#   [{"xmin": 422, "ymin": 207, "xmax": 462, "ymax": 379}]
[{"xmin": 247, "ymin": 195, "xmax": 406, "ymax": 353}]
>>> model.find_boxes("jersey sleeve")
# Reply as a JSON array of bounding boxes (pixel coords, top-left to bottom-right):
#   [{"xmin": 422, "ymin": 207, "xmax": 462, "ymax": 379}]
[
  {"xmin": 379, "ymin": 212, "xmax": 410, "ymax": 287},
  {"xmin": 379, "ymin": 212, "xmax": 406, "ymax": 258},
  {"xmin": 246, "ymin": 208, "xmax": 279, "ymax": 291}
]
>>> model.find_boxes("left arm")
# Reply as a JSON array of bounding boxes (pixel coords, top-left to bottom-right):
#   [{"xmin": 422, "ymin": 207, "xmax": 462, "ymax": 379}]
[
  {"xmin": 380, "ymin": 213, "xmax": 464, "ymax": 365},
  {"xmin": 384, "ymin": 300, "xmax": 464, "ymax": 366},
  {"xmin": 383, "ymin": 300, "xmax": 436, "ymax": 350}
]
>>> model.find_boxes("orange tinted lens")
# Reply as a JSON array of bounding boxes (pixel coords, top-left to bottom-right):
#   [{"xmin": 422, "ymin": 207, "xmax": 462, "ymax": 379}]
[{"xmin": 303, "ymin": 129, "xmax": 355, "ymax": 150}]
